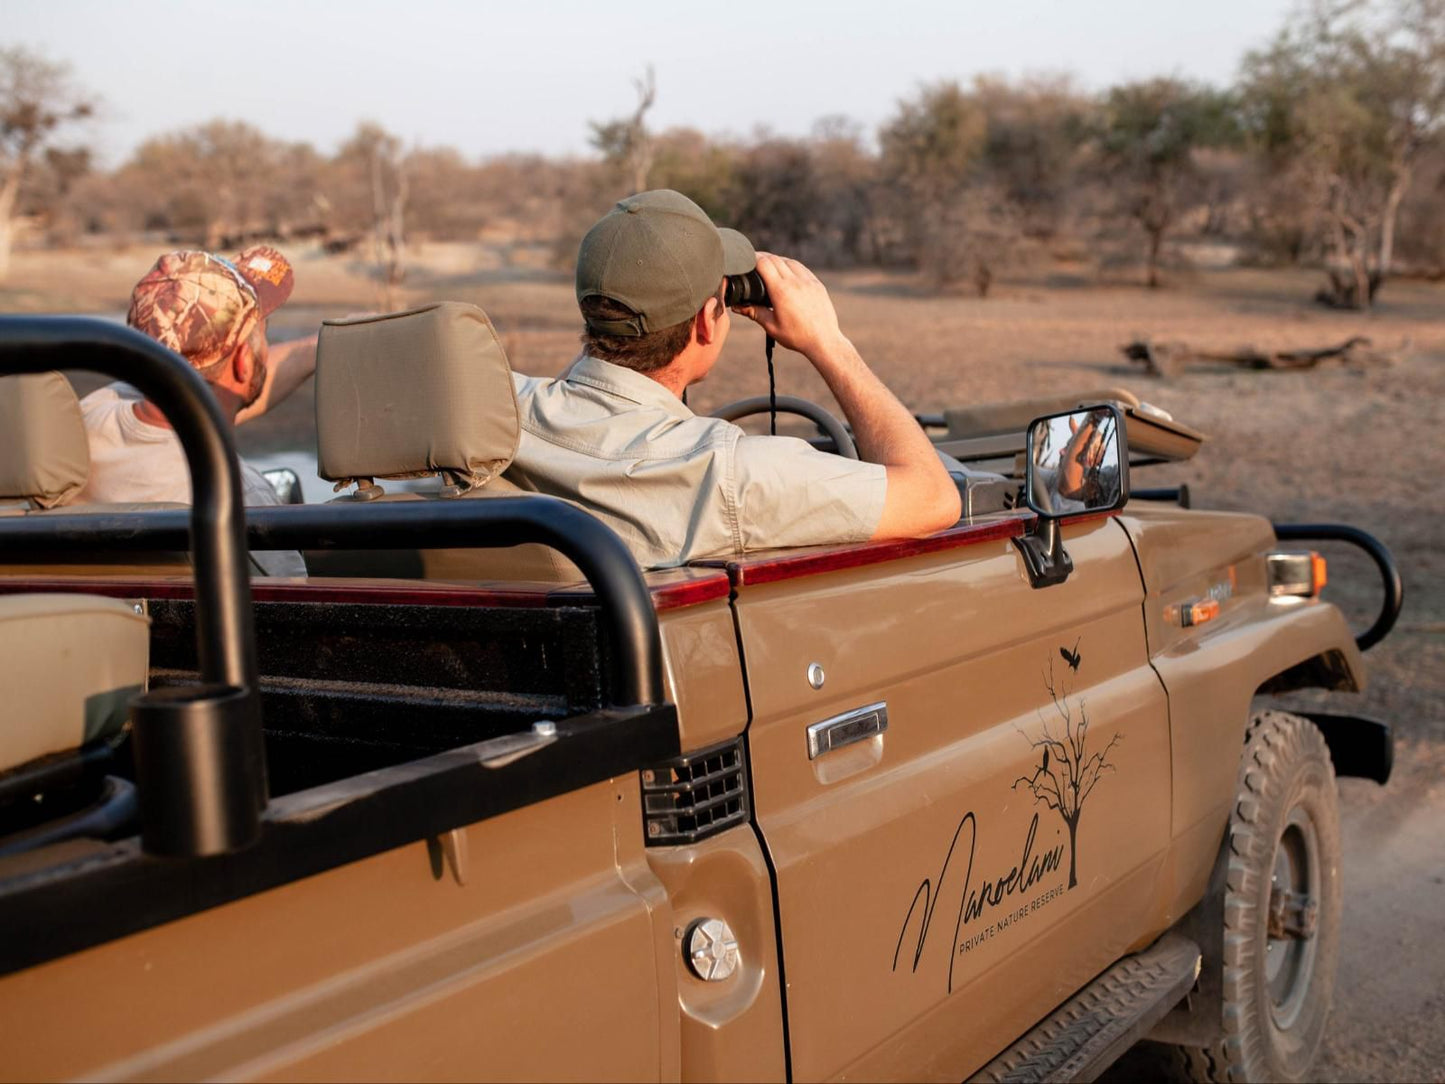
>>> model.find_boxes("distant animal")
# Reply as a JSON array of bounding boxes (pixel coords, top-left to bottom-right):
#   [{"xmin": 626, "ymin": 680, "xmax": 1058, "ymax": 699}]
[{"xmin": 1060, "ymin": 640, "xmax": 1082, "ymax": 671}]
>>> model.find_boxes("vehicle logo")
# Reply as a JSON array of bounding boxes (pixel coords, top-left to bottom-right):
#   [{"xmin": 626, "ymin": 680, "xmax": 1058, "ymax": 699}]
[{"xmin": 1012, "ymin": 646, "xmax": 1121, "ymax": 890}]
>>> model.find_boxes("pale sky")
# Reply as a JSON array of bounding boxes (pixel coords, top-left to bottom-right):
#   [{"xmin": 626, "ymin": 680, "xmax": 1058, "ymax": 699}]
[{"xmin": 7, "ymin": 0, "xmax": 1298, "ymax": 166}]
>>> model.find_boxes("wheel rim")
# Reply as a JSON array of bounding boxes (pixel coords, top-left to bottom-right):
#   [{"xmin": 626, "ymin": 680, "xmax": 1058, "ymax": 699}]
[{"xmin": 1264, "ymin": 805, "xmax": 1321, "ymax": 1031}]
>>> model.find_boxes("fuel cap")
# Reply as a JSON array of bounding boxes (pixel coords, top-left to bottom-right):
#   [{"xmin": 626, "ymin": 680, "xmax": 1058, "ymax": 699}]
[{"xmin": 685, "ymin": 917, "xmax": 740, "ymax": 982}]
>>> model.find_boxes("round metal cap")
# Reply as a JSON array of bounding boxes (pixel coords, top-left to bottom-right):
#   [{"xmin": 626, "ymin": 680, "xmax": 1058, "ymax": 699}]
[
  {"xmin": 685, "ymin": 918, "xmax": 740, "ymax": 982},
  {"xmin": 807, "ymin": 663, "xmax": 826, "ymax": 690}
]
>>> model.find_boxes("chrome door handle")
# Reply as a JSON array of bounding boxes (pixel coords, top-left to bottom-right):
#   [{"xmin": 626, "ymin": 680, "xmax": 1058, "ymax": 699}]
[{"xmin": 806, "ymin": 702, "xmax": 888, "ymax": 760}]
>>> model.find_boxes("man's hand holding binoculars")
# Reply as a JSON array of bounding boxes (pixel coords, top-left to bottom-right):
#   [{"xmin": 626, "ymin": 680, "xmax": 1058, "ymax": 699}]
[{"xmin": 732, "ymin": 252, "xmax": 849, "ymax": 363}]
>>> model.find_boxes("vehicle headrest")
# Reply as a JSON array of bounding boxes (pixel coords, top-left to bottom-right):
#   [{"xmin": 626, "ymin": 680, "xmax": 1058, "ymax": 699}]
[
  {"xmin": 0, "ymin": 373, "xmax": 91, "ymax": 510},
  {"xmin": 315, "ymin": 302, "xmax": 520, "ymax": 497}
]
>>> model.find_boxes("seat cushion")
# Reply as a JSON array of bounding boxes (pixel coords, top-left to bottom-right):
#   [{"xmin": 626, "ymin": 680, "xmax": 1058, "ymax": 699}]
[
  {"xmin": 0, "ymin": 594, "xmax": 150, "ymax": 775},
  {"xmin": 0, "ymin": 373, "xmax": 90, "ymax": 510}
]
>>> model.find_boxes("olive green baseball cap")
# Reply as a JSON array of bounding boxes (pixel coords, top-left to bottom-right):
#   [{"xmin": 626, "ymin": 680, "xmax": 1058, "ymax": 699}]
[{"xmin": 576, "ymin": 189, "xmax": 756, "ymax": 336}]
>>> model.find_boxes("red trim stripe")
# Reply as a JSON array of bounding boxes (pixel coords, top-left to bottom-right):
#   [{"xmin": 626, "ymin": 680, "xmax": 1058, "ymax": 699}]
[
  {"xmin": 0, "ymin": 513, "xmax": 1117, "ymax": 607},
  {"xmin": 717, "ymin": 512, "xmax": 1033, "ymax": 587},
  {"xmin": 0, "ymin": 570, "xmax": 733, "ymax": 613}
]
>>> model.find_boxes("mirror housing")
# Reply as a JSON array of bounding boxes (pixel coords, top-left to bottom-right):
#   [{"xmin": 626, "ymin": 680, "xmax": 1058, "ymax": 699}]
[
  {"xmin": 262, "ymin": 467, "xmax": 304, "ymax": 505},
  {"xmin": 1015, "ymin": 405, "xmax": 1130, "ymax": 588},
  {"xmin": 1024, "ymin": 405, "xmax": 1130, "ymax": 518}
]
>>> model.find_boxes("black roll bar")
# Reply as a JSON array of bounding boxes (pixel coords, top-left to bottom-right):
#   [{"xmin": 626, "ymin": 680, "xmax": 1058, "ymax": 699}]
[
  {"xmin": 0, "ymin": 316, "xmax": 669, "ymax": 857},
  {"xmin": 0, "ymin": 500, "xmax": 666, "ymax": 707},
  {"xmin": 1, "ymin": 316, "xmax": 264, "ymax": 855},
  {"xmin": 1272, "ymin": 522, "xmax": 1404, "ymax": 652},
  {"xmin": 0, "ymin": 316, "xmax": 256, "ymax": 689}
]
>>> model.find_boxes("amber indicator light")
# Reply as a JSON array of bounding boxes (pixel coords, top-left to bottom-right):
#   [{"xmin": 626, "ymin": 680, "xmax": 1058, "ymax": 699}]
[{"xmin": 1182, "ymin": 598, "xmax": 1221, "ymax": 627}]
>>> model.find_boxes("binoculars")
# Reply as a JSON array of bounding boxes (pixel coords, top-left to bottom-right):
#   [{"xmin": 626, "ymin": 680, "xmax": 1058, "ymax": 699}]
[{"xmin": 725, "ymin": 270, "xmax": 769, "ymax": 309}]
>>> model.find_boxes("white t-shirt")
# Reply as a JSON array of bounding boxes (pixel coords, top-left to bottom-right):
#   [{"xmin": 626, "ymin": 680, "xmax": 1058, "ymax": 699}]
[{"xmin": 76, "ymin": 384, "xmax": 306, "ymax": 577}]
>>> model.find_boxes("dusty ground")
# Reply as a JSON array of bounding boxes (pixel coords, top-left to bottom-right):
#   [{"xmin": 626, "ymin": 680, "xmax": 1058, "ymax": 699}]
[{"xmin": 5, "ymin": 243, "xmax": 1443, "ymax": 1080}]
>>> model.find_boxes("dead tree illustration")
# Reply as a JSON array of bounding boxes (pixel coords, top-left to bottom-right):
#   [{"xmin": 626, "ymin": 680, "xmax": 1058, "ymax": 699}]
[{"xmin": 1012, "ymin": 655, "xmax": 1120, "ymax": 890}]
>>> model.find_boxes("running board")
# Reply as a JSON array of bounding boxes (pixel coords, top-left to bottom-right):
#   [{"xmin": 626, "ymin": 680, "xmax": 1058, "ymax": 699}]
[{"xmin": 970, "ymin": 934, "xmax": 1202, "ymax": 1083}]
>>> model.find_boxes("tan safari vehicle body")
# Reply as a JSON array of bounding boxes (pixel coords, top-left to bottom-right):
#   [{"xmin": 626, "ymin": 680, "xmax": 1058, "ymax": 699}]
[{"xmin": 0, "ymin": 313, "xmax": 1400, "ymax": 1082}]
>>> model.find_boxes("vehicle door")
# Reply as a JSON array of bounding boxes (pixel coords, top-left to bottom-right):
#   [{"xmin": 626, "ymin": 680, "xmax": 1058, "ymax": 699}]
[{"xmin": 734, "ymin": 514, "xmax": 1172, "ymax": 1080}]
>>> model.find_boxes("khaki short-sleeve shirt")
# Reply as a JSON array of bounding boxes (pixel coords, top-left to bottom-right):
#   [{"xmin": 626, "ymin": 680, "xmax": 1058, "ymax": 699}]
[{"xmin": 509, "ymin": 356, "xmax": 887, "ymax": 570}]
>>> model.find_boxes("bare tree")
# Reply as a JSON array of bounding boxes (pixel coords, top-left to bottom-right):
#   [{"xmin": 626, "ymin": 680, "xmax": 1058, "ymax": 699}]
[
  {"xmin": 125, "ymin": 121, "xmax": 282, "ymax": 247},
  {"xmin": 370, "ymin": 137, "xmax": 407, "ymax": 307},
  {"xmin": 880, "ymin": 80, "xmax": 1012, "ymax": 293},
  {"xmin": 589, "ymin": 66, "xmax": 658, "ymax": 194},
  {"xmin": 1240, "ymin": 0, "xmax": 1445, "ymax": 307},
  {"xmin": 331, "ymin": 123, "xmax": 409, "ymax": 307},
  {"xmin": 1094, "ymin": 78, "xmax": 1239, "ymax": 288},
  {"xmin": 0, "ymin": 47, "xmax": 93, "ymax": 280},
  {"xmin": 973, "ymin": 74, "xmax": 1094, "ymax": 241},
  {"xmin": 1012, "ymin": 652, "xmax": 1121, "ymax": 890},
  {"xmin": 808, "ymin": 116, "xmax": 881, "ymax": 265}
]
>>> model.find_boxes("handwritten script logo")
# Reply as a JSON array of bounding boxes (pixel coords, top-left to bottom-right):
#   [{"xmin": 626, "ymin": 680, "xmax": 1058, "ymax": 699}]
[{"xmin": 892, "ymin": 810, "xmax": 1064, "ymax": 994}]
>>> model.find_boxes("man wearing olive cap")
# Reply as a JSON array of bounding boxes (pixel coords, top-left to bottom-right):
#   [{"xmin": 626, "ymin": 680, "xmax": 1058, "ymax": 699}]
[
  {"xmin": 508, "ymin": 189, "xmax": 960, "ymax": 569},
  {"xmin": 75, "ymin": 245, "xmax": 317, "ymax": 576}
]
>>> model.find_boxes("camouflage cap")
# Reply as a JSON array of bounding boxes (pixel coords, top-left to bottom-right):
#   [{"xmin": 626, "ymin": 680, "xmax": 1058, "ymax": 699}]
[
  {"xmin": 127, "ymin": 245, "xmax": 295, "ymax": 373},
  {"xmin": 576, "ymin": 190, "xmax": 755, "ymax": 336}
]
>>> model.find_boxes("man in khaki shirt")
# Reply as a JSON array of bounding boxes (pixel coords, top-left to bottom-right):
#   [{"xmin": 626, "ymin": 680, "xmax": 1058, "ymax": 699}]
[{"xmin": 509, "ymin": 190, "xmax": 960, "ymax": 570}]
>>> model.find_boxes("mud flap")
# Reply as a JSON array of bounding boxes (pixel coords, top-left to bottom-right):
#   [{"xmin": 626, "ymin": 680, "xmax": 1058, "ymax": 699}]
[{"xmin": 1298, "ymin": 711, "xmax": 1393, "ymax": 785}]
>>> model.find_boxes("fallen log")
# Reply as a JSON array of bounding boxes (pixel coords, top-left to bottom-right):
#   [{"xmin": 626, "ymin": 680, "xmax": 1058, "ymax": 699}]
[{"xmin": 1121, "ymin": 336, "xmax": 1402, "ymax": 377}]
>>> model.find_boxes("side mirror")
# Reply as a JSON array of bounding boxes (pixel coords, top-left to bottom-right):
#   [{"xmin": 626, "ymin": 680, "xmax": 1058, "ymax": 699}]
[
  {"xmin": 1015, "ymin": 405, "xmax": 1130, "ymax": 588},
  {"xmin": 262, "ymin": 467, "xmax": 304, "ymax": 506},
  {"xmin": 1025, "ymin": 405, "xmax": 1129, "ymax": 517}
]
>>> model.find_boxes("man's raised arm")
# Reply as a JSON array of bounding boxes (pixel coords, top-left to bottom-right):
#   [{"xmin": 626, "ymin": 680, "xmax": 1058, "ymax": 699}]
[
  {"xmin": 236, "ymin": 333, "xmax": 318, "ymax": 425},
  {"xmin": 737, "ymin": 253, "xmax": 961, "ymax": 539}
]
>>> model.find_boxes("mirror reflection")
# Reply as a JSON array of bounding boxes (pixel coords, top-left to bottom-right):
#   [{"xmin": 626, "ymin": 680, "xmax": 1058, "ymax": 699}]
[
  {"xmin": 1026, "ymin": 407, "xmax": 1125, "ymax": 516},
  {"xmin": 262, "ymin": 467, "xmax": 305, "ymax": 506}
]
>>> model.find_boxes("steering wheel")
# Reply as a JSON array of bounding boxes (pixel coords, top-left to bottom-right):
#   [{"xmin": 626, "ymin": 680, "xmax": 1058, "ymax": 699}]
[{"xmin": 710, "ymin": 395, "xmax": 859, "ymax": 460}]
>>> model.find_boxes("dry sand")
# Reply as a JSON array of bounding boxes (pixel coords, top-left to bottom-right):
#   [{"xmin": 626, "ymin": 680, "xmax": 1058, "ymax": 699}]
[{"xmin": 5, "ymin": 242, "xmax": 1444, "ymax": 1080}]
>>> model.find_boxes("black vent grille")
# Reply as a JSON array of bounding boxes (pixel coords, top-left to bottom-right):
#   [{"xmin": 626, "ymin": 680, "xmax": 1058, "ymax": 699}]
[{"xmin": 640, "ymin": 737, "xmax": 749, "ymax": 846}]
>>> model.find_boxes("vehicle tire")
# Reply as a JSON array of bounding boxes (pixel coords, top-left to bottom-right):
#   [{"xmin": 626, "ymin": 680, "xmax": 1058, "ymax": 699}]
[{"xmin": 1182, "ymin": 709, "xmax": 1342, "ymax": 1083}]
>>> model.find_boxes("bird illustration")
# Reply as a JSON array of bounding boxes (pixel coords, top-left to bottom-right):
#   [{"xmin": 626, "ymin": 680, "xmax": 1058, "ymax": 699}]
[
  {"xmin": 1060, "ymin": 640, "xmax": 1082, "ymax": 671},
  {"xmin": 1042, "ymin": 748, "xmax": 1050, "ymax": 774}
]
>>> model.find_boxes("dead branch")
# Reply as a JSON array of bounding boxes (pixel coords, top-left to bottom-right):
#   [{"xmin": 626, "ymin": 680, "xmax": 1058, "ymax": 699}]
[{"xmin": 1121, "ymin": 335, "xmax": 1403, "ymax": 377}]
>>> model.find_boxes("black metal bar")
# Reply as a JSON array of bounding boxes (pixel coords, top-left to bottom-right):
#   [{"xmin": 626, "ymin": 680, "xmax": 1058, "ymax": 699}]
[
  {"xmin": 0, "ymin": 316, "xmax": 255, "ymax": 690},
  {"xmin": 1133, "ymin": 485, "xmax": 1192, "ymax": 508},
  {"xmin": 1272, "ymin": 522, "xmax": 1403, "ymax": 652},
  {"xmin": 0, "ymin": 499, "xmax": 666, "ymax": 707}
]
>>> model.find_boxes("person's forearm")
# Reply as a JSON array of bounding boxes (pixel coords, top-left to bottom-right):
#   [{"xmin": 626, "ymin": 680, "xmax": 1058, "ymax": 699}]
[
  {"xmin": 804, "ymin": 335, "xmax": 961, "ymax": 535},
  {"xmin": 806, "ymin": 335, "xmax": 936, "ymax": 468},
  {"xmin": 737, "ymin": 252, "xmax": 957, "ymax": 536},
  {"xmin": 236, "ymin": 335, "xmax": 318, "ymax": 425}
]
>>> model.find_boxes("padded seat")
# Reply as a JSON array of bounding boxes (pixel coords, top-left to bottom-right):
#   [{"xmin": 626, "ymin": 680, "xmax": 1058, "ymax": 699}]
[
  {"xmin": 0, "ymin": 594, "xmax": 149, "ymax": 777},
  {"xmin": 0, "ymin": 373, "xmax": 90, "ymax": 510},
  {"xmin": 0, "ymin": 373, "xmax": 191, "ymax": 576},
  {"xmin": 310, "ymin": 302, "xmax": 582, "ymax": 584}
]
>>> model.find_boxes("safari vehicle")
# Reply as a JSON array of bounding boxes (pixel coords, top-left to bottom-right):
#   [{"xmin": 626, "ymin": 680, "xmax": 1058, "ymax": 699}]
[{"xmin": 0, "ymin": 308, "xmax": 1402, "ymax": 1083}]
